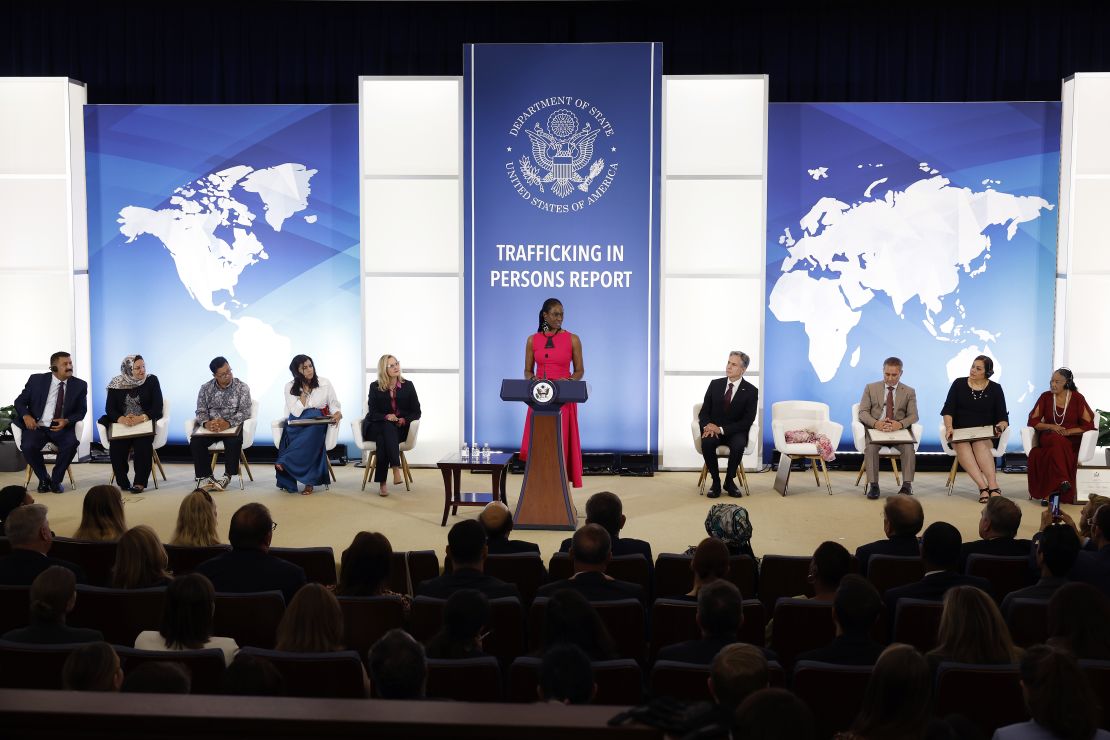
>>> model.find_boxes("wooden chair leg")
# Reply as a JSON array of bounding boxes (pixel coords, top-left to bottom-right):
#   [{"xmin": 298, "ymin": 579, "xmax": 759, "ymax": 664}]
[
  {"xmin": 400, "ymin": 453, "xmax": 412, "ymax": 491},
  {"xmin": 24, "ymin": 464, "xmax": 32, "ymax": 486},
  {"xmin": 947, "ymin": 459, "xmax": 959, "ymax": 495},
  {"xmin": 697, "ymin": 464, "xmax": 708, "ymax": 493},
  {"xmin": 210, "ymin": 452, "xmax": 218, "ymax": 472},
  {"xmin": 240, "ymin": 452, "xmax": 253, "ymax": 481},
  {"xmin": 891, "ymin": 458, "xmax": 901, "ymax": 486},
  {"xmin": 66, "ymin": 466, "xmax": 76, "ymax": 489},
  {"xmin": 819, "ymin": 457, "xmax": 833, "ymax": 495},
  {"xmin": 811, "ymin": 458, "xmax": 821, "ymax": 486},
  {"xmin": 855, "ymin": 460, "xmax": 866, "ymax": 486},
  {"xmin": 360, "ymin": 451, "xmax": 372, "ymax": 491},
  {"xmin": 153, "ymin": 450, "xmax": 167, "ymax": 481},
  {"xmin": 327, "ymin": 459, "xmax": 337, "ymax": 483},
  {"xmin": 737, "ymin": 466, "xmax": 749, "ymax": 496}
]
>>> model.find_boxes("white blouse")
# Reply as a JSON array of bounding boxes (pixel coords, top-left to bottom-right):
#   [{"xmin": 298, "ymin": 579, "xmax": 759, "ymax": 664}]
[
  {"xmin": 283, "ymin": 377, "xmax": 341, "ymax": 418},
  {"xmin": 134, "ymin": 630, "xmax": 239, "ymax": 666}
]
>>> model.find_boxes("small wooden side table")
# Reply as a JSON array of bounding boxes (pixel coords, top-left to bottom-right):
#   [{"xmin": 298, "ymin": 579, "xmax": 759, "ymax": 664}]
[{"xmin": 436, "ymin": 452, "xmax": 512, "ymax": 526}]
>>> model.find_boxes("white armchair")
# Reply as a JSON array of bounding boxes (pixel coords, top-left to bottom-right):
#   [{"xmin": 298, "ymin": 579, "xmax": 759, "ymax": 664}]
[
  {"xmin": 691, "ymin": 402, "xmax": 759, "ymax": 496},
  {"xmin": 1021, "ymin": 426, "xmax": 1100, "ymax": 500},
  {"xmin": 771, "ymin": 401, "xmax": 843, "ymax": 496},
  {"xmin": 184, "ymin": 400, "xmax": 260, "ymax": 489},
  {"xmin": 13, "ymin": 421, "xmax": 84, "ymax": 489},
  {"xmin": 850, "ymin": 402, "xmax": 923, "ymax": 487},
  {"xmin": 271, "ymin": 413, "xmax": 340, "ymax": 483},
  {"xmin": 97, "ymin": 399, "xmax": 171, "ymax": 489},
  {"xmin": 351, "ymin": 412, "xmax": 420, "ymax": 492},
  {"xmin": 939, "ymin": 421, "xmax": 1012, "ymax": 496}
]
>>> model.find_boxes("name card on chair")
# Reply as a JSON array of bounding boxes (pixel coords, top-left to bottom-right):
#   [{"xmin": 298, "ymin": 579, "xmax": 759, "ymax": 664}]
[
  {"xmin": 867, "ymin": 428, "xmax": 915, "ymax": 444},
  {"xmin": 109, "ymin": 420, "xmax": 154, "ymax": 439},
  {"xmin": 951, "ymin": 426, "xmax": 996, "ymax": 443}
]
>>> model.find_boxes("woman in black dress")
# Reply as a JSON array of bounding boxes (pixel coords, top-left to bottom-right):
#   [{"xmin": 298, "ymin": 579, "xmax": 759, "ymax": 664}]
[
  {"xmin": 100, "ymin": 355, "xmax": 163, "ymax": 493},
  {"xmin": 941, "ymin": 354, "xmax": 1009, "ymax": 502},
  {"xmin": 361, "ymin": 354, "xmax": 420, "ymax": 497}
]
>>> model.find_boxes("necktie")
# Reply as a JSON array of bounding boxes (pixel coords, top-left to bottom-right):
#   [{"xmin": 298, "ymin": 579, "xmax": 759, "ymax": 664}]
[
  {"xmin": 54, "ymin": 381, "xmax": 66, "ymax": 421},
  {"xmin": 724, "ymin": 382, "xmax": 734, "ymax": 410},
  {"xmin": 884, "ymin": 386, "xmax": 894, "ymax": 421}
]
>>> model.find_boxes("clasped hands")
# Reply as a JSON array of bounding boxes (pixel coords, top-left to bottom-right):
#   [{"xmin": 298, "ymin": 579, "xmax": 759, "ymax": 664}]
[
  {"xmin": 702, "ymin": 423, "xmax": 722, "ymax": 439},
  {"xmin": 203, "ymin": 418, "xmax": 231, "ymax": 432},
  {"xmin": 875, "ymin": 419, "xmax": 904, "ymax": 433},
  {"xmin": 23, "ymin": 414, "xmax": 67, "ymax": 431},
  {"xmin": 117, "ymin": 414, "xmax": 148, "ymax": 427},
  {"xmin": 385, "ymin": 413, "xmax": 405, "ymax": 427}
]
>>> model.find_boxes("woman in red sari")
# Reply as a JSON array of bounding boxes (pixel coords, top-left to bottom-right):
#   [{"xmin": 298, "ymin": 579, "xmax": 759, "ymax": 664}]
[
  {"xmin": 520, "ymin": 298, "xmax": 584, "ymax": 488},
  {"xmin": 1027, "ymin": 368, "xmax": 1094, "ymax": 505}
]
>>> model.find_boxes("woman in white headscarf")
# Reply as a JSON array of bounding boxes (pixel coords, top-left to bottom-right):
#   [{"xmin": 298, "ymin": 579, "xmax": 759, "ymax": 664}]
[{"xmin": 99, "ymin": 355, "xmax": 163, "ymax": 493}]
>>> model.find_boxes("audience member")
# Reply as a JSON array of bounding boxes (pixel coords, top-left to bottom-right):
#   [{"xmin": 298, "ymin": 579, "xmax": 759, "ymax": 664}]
[
  {"xmin": 796, "ymin": 575, "xmax": 884, "ymax": 666},
  {"xmin": 134, "ymin": 573, "xmax": 238, "ymax": 665},
  {"xmin": 425, "ymin": 588, "xmax": 489, "ymax": 659},
  {"xmin": 765, "ymin": 540, "xmax": 852, "ymax": 646},
  {"xmin": 111, "ymin": 525, "xmax": 172, "ymax": 589},
  {"xmin": 1070, "ymin": 503, "xmax": 1110, "ymax": 595},
  {"xmin": 275, "ymin": 583, "xmax": 345, "ymax": 652},
  {"xmin": 926, "ymin": 585, "xmax": 1021, "ymax": 674},
  {"xmin": 337, "ymin": 531, "xmax": 408, "ymax": 607},
  {"xmin": 416, "ymin": 519, "xmax": 519, "ymax": 600},
  {"xmin": 837, "ymin": 644, "xmax": 939, "ymax": 740},
  {"xmin": 558, "ymin": 491, "xmax": 653, "ymax": 574},
  {"xmin": 1078, "ymin": 495, "xmax": 1110, "ymax": 545},
  {"xmin": 0, "ymin": 504, "xmax": 86, "ymax": 584},
  {"xmin": 221, "ymin": 653, "xmax": 286, "ymax": 696},
  {"xmin": 537, "ymin": 524, "xmax": 646, "ymax": 604},
  {"xmin": 733, "ymin": 688, "xmax": 816, "ymax": 740},
  {"xmin": 1, "ymin": 566, "xmax": 102, "ymax": 644},
  {"xmin": 658, "ymin": 580, "xmax": 756, "ymax": 664},
  {"xmin": 960, "ymin": 496, "xmax": 1031, "ymax": 570},
  {"xmin": 686, "ymin": 536, "xmax": 731, "ymax": 599},
  {"xmin": 883, "ymin": 521, "xmax": 990, "ymax": 628},
  {"xmin": 854, "ymin": 496, "xmax": 924, "ymax": 575},
  {"xmin": 195, "ymin": 503, "xmax": 305, "ymax": 604},
  {"xmin": 62, "ymin": 642, "xmax": 123, "ymax": 692},
  {"xmin": 710, "ymin": 643, "xmax": 769, "ymax": 712},
  {"xmin": 704, "ymin": 502, "xmax": 757, "ymax": 558},
  {"xmin": 536, "ymin": 588, "xmax": 617, "ymax": 661},
  {"xmin": 994, "ymin": 645, "xmax": 1110, "ymax": 740},
  {"xmin": 538, "ymin": 643, "xmax": 595, "ymax": 704},
  {"xmin": 1046, "ymin": 582, "xmax": 1110, "ymax": 660},
  {"xmin": 1001, "ymin": 523, "xmax": 1080, "ymax": 618},
  {"xmin": 368, "ymin": 628, "xmax": 426, "ymax": 700},
  {"xmin": 479, "ymin": 501, "xmax": 539, "ymax": 554},
  {"xmin": 0, "ymin": 485, "xmax": 33, "ymax": 528},
  {"xmin": 120, "ymin": 661, "xmax": 191, "ymax": 694},
  {"xmin": 170, "ymin": 489, "xmax": 221, "ymax": 547},
  {"xmin": 72, "ymin": 484, "xmax": 127, "ymax": 541}
]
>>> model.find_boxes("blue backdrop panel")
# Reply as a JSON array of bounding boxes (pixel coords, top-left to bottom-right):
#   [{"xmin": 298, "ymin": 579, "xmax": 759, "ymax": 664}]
[
  {"xmin": 464, "ymin": 43, "xmax": 662, "ymax": 453},
  {"xmin": 86, "ymin": 105, "xmax": 360, "ymax": 445},
  {"xmin": 764, "ymin": 102, "xmax": 1060, "ymax": 453}
]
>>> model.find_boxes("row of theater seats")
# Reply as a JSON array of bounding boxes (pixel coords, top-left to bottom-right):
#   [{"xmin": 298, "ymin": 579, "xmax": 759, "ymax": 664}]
[
  {"xmin": 2, "ymin": 636, "xmax": 1107, "ymax": 737},
  {"xmin": 0, "ymin": 536, "xmax": 1039, "ymax": 607}
]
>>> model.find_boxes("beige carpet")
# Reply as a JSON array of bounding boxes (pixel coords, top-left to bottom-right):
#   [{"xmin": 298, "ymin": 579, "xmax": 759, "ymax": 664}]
[{"xmin": 0, "ymin": 463, "xmax": 1058, "ymax": 565}]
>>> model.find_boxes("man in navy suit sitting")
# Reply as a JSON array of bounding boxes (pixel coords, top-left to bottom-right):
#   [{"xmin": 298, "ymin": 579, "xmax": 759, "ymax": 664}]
[
  {"xmin": 13, "ymin": 351, "xmax": 88, "ymax": 493},
  {"xmin": 698, "ymin": 351, "xmax": 758, "ymax": 498}
]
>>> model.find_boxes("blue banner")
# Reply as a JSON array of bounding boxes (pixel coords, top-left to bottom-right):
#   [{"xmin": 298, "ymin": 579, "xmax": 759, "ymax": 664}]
[
  {"xmin": 764, "ymin": 103, "xmax": 1060, "ymax": 452},
  {"xmin": 86, "ymin": 105, "xmax": 361, "ymax": 444},
  {"xmin": 464, "ymin": 43, "xmax": 662, "ymax": 453}
]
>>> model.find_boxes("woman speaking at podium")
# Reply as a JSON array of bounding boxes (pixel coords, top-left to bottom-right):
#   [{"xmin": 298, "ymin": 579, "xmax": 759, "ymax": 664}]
[{"xmin": 520, "ymin": 298, "xmax": 584, "ymax": 488}]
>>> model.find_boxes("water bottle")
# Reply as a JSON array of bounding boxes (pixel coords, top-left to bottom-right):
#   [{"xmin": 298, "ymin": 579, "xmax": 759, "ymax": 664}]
[
  {"xmin": 460, "ymin": 441, "xmax": 468, "ymax": 459},
  {"xmin": 481, "ymin": 442, "xmax": 490, "ymax": 460},
  {"xmin": 471, "ymin": 442, "xmax": 479, "ymax": 459}
]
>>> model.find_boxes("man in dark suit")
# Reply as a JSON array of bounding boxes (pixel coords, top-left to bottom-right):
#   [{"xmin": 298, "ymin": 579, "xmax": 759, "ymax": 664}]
[
  {"xmin": 538, "ymin": 524, "xmax": 645, "ymax": 605},
  {"xmin": 1001, "ymin": 523, "xmax": 1080, "ymax": 618},
  {"xmin": 698, "ymin": 351, "xmax": 759, "ymax": 498},
  {"xmin": 657, "ymin": 580, "xmax": 759, "ymax": 664},
  {"xmin": 195, "ymin": 503, "xmax": 305, "ymax": 605},
  {"xmin": 854, "ymin": 496, "xmax": 924, "ymax": 575},
  {"xmin": 883, "ymin": 521, "xmax": 991, "ymax": 629},
  {"xmin": 960, "ymin": 496, "xmax": 1031, "ymax": 571},
  {"xmin": 13, "ymin": 351, "xmax": 88, "ymax": 493},
  {"xmin": 416, "ymin": 519, "xmax": 520, "ymax": 601},
  {"xmin": 796, "ymin": 575, "xmax": 884, "ymax": 666},
  {"xmin": 0, "ymin": 504, "xmax": 86, "ymax": 585},
  {"xmin": 558, "ymin": 491, "xmax": 653, "ymax": 579},
  {"xmin": 478, "ymin": 501, "xmax": 539, "ymax": 555},
  {"xmin": 1, "ymin": 566, "xmax": 102, "ymax": 644},
  {"xmin": 1070, "ymin": 503, "xmax": 1110, "ymax": 596}
]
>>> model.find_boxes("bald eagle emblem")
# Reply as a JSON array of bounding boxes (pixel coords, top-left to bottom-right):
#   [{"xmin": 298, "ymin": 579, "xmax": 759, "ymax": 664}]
[{"xmin": 520, "ymin": 109, "xmax": 604, "ymax": 198}]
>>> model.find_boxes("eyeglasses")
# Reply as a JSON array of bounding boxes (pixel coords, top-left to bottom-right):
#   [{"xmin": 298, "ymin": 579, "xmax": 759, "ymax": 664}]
[
  {"xmin": 271, "ymin": 522, "xmax": 278, "ymax": 531},
  {"xmin": 387, "ymin": 363, "xmax": 399, "ymax": 369}
]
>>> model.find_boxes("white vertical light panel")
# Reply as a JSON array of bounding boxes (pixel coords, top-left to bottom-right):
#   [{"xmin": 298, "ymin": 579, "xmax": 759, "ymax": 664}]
[
  {"xmin": 360, "ymin": 77, "xmax": 462, "ymax": 465},
  {"xmin": 659, "ymin": 76, "xmax": 768, "ymax": 470},
  {"xmin": 1058, "ymin": 74, "xmax": 1110, "ymax": 406},
  {"xmin": 0, "ymin": 78, "xmax": 91, "ymax": 456}
]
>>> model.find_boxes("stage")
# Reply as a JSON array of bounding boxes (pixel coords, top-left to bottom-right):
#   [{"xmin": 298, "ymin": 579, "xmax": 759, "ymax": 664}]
[{"xmin": 0, "ymin": 463, "xmax": 1058, "ymax": 570}]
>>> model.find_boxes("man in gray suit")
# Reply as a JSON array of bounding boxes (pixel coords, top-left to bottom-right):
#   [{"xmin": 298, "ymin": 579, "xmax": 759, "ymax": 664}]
[{"xmin": 858, "ymin": 357, "xmax": 918, "ymax": 499}]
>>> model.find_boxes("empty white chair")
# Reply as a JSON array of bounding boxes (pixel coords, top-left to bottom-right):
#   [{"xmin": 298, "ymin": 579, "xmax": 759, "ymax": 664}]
[
  {"xmin": 97, "ymin": 399, "xmax": 171, "ymax": 489},
  {"xmin": 690, "ymin": 402, "xmax": 759, "ymax": 496},
  {"xmin": 771, "ymin": 401, "xmax": 843, "ymax": 496},
  {"xmin": 271, "ymin": 414, "xmax": 339, "ymax": 484},
  {"xmin": 13, "ymin": 421, "xmax": 84, "ymax": 490},
  {"xmin": 351, "ymin": 411, "xmax": 420, "ymax": 492},
  {"xmin": 184, "ymin": 400, "xmax": 260, "ymax": 489},
  {"xmin": 939, "ymin": 421, "xmax": 1012, "ymax": 496},
  {"xmin": 850, "ymin": 401, "xmax": 923, "ymax": 487}
]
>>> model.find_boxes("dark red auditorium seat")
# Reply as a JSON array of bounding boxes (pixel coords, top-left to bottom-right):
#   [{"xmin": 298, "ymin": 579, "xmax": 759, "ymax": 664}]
[
  {"xmin": 425, "ymin": 656, "xmax": 502, "ymax": 702},
  {"xmin": 114, "ymin": 645, "xmax": 226, "ymax": 694},
  {"xmin": 892, "ymin": 598, "xmax": 943, "ymax": 654},
  {"xmin": 338, "ymin": 595, "xmax": 405, "ymax": 660},
  {"xmin": 213, "ymin": 591, "xmax": 284, "ymax": 649},
  {"xmin": 965, "ymin": 554, "xmax": 1034, "ymax": 603},
  {"xmin": 48, "ymin": 538, "xmax": 118, "ymax": 587},
  {"xmin": 67, "ymin": 585, "xmax": 165, "ymax": 646},
  {"xmin": 758, "ymin": 555, "xmax": 813, "ymax": 610},
  {"xmin": 237, "ymin": 647, "xmax": 366, "ymax": 698},
  {"xmin": 934, "ymin": 662, "xmax": 1027, "ymax": 736},
  {"xmin": 269, "ymin": 546, "xmax": 337, "ymax": 586},
  {"xmin": 867, "ymin": 555, "xmax": 923, "ymax": 596},
  {"xmin": 791, "ymin": 660, "xmax": 873, "ymax": 739},
  {"xmin": 508, "ymin": 656, "xmax": 642, "ymax": 705},
  {"xmin": 768, "ymin": 598, "xmax": 835, "ymax": 669},
  {"xmin": 165, "ymin": 544, "xmax": 230, "ymax": 575},
  {"xmin": 1006, "ymin": 598, "xmax": 1049, "ymax": 648}
]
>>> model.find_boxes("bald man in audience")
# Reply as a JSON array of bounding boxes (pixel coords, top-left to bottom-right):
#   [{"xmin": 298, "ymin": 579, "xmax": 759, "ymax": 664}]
[
  {"xmin": 478, "ymin": 502, "xmax": 539, "ymax": 555},
  {"xmin": 854, "ymin": 496, "xmax": 925, "ymax": 575},
  {"xmin": 537, "ymin": 524, "xmax": 645, "ymax": 605},
  {"xmin": 558, "ymin": 491, "xmax": 652, "ymax": 576}
]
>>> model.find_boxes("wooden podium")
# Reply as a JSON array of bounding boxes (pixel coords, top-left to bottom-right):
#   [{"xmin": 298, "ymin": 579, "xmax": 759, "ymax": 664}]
[{"xmin": 500, "ymin": 379, "xmax": 588, "ymax": 530}]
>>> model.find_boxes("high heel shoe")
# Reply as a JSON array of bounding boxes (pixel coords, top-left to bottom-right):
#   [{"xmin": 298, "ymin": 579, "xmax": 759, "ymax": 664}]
[
  {"xmin": 988, "ymin": 488, "xmax": 1003, "ymax": 498},
  {"xmin": 978, "ymin": 488, "xmax": 990, "ymax": 504}
]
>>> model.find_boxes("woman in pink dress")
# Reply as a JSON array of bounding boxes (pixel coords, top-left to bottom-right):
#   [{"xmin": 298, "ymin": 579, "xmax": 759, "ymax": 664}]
[
  {"xmin": 520, "ymin": 298, "xmax": 584, "ymax": 488},
  {"xmin": 1026, "ymin": 368, "xmax": 1094, "ymax": 505}
]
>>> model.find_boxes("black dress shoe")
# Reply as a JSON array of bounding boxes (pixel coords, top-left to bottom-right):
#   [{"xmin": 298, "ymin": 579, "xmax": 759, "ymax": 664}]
[
  {"xmin": 898, "ymin": 483, "xmax": 913, "ymax": 495},
  {"xmin": 866, "ymin": 483, "xmax": 880, "ymax": 500},
  {"xmin": 707, "ymin": 485, "xmax": 722, "ymax": 499},
  {"xmin": 49, "ymin": 482, "xmax": 64, "ymax": 493},
  {"xmin": 37, "ymin": 481, "xmax": 51, "ymax": 493},
  {"xmin": 724, "ymin": 481, "xmax": 742, "ymax": 497}
]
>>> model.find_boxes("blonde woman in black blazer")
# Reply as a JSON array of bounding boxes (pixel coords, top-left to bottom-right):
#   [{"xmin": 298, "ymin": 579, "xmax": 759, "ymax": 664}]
[{"xmin": 361, "ymin": 355, "xmax": 421, "ymax": 497}]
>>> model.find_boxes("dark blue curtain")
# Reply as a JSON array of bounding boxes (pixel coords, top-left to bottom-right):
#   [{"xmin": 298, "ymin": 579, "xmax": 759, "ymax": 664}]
[{"xmin": 3, "ymin": 1, "xmax": 1108, "ymax": 103}]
